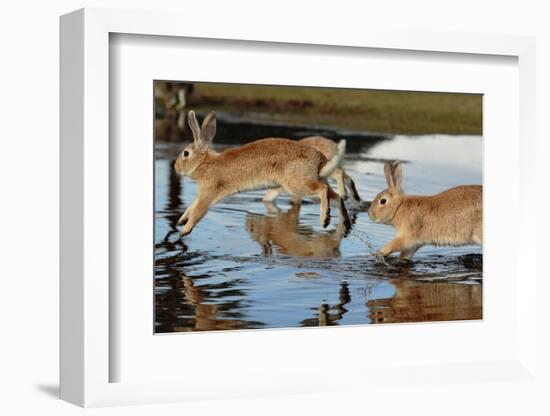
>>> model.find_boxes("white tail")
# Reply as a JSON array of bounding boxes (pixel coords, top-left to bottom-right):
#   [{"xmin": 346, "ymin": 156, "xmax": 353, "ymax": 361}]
[{"xmin": 319, "ymin": 139, "xmax": 346, "ymax": 178}]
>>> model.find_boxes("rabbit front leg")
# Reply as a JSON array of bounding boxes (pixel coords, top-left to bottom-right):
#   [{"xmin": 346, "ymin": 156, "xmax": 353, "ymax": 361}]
[
  {"xmin": 177, "ymin": 200, "xmax": 198, "ymax": 226},
  {"xmin": 378, "ymin": 237, "xmax": 410, "ymax": 257},
  {"xmin": 179, "ymin": 195, "xmax": 214, "ymax": 237}
]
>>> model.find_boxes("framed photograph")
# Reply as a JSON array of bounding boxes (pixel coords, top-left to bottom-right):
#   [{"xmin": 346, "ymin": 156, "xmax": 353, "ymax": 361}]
[{"xmin": 60, "ymin": 8, "xmax": 538, "ymax": 407}]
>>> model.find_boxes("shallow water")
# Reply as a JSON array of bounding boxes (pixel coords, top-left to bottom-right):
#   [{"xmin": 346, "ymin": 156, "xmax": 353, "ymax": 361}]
[{"xmin": 154, "ymin": 124, "xmax": 482, "ymax": 332}]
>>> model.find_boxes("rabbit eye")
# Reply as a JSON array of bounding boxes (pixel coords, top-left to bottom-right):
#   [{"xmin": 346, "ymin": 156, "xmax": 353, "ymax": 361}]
[
  {"xmin": 183, "ymin": 150, "xmax": 189, "ymax": 157},
  {"xmin": 380, "ymin": 198, "xmax": 387, "ymax": 205}
]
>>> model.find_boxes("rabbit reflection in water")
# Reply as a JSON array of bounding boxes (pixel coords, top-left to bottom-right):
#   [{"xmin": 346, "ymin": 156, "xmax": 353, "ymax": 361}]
[{"xmin": 246, "ymin": 201, "xmax": 354, "ymax": 258}]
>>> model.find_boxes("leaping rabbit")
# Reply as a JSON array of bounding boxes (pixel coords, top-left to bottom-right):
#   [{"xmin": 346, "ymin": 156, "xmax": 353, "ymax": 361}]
[{"xmin": 174, "ymin": 110, "xmax": 351, "ymax": 237}]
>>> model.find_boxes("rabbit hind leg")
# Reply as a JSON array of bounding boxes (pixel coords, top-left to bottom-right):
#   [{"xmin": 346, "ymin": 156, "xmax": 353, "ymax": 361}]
[
  {"xmin": 263, "ymin": 187, "xmax": 282, "ymax": 203},
  {"xmin": 331, "ymin": 168, "xmax": 347, "ymax": 200},
  {"xmin": 344, "ymin": 173, "xmax": 361, "ymax": 202},
  {"xmin": 327, "ymin": 185, "xmax": 351, "ymax": 232},
  {"xmin": 281, "ymin": 179, "xmax": 330, "ymax": 228}
]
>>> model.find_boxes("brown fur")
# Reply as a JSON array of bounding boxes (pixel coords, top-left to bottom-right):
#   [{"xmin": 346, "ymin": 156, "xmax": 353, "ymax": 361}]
[
  {"xmin": 263, "ymin": 136, "xmax": 362, "ymax": 203},
  {"xmin": 174, "ymin": 111, "xmax": 351, "ymax": 236},
  {"xmin": 368, "ymin": 161, "xmax": 482, "ymax": 259},
  {"xmin": 300, "ymin": 136, "xmax": 339, "ymax": 158}
]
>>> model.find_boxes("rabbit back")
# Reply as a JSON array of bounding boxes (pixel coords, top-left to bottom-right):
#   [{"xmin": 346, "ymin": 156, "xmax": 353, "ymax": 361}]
[
  {"xmin": 395, "ymin": 185, "xmax": 482, "ymax": 246},
  {"xmin": 193, "ymin": 138, "xmax": 327, "ymax": 193}
]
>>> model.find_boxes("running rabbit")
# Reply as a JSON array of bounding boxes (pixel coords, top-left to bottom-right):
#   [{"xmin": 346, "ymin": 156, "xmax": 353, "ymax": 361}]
[
  {"xmin": 263, "ymin": 136, "xmax": 362, "ymax": 203},
  {"xmin": 174, "ymin": 111, "xmax": 351, "ymax": 236},
  {"xmin": 368, "ymin": 161, "xmax": 482, "ymax": 260}
]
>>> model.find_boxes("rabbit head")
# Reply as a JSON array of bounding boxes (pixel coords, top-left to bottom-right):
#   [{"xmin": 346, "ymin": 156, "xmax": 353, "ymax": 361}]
[
  {"xmin": 368, "ymin": 161, "xmax": 403, "ymax": 224},
  {"xmin": 174, "ymin": 110, "xmax": 217, "ymax": 177}
]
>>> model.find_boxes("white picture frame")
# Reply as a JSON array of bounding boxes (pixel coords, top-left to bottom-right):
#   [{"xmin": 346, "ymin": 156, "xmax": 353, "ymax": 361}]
[{"xmin": 60, "ymin": 7, "xmax": 538, "ymax": 407}]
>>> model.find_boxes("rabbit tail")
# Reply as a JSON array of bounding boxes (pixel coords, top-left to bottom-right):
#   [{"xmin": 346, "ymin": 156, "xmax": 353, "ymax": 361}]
[{"xmin": 319, "ymin": 139, "xmax": 346, "ymax": 178}]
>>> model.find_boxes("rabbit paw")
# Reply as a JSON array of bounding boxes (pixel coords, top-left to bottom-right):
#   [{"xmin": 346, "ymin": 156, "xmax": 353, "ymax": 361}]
[
  {"xmin": 179, "ymin": 228, "xmax": 192, "ymax": 238},
  {"xmin": 372, "ymin": 251, "xmax": 387, "ymax": 262}
]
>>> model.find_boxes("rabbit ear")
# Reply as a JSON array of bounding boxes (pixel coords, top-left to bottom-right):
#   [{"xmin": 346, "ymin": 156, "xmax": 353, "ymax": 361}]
[
  {"xmin": 188, "ymin": 110, "xmax": 201, "ymax": 145},
  {"xmin": 200, "ymin": 111, "xmax": 217, "ymax": 148},
  {"xmin": 384, "ymin": 162, "xmax": 396, "ymax": 190},
  {"xmin": 391, "ymin": 161, "xmax": 402, "ymax": 191}
]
